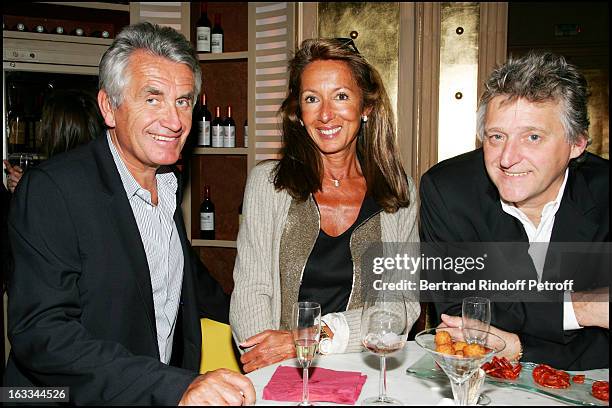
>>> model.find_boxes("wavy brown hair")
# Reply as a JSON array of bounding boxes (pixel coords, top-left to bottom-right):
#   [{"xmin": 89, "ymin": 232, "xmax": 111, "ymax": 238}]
[
  {"xmin": 41, "ymin": 89, "xmax": 104, "ymax": 158},
  {"xmin": 273, "ymin": 38, "xmax": 410, "ymax": 212}
]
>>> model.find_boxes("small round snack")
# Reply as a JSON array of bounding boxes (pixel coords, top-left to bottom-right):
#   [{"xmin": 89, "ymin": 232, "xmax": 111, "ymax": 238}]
[
  {"xmin": 463, "ymin": 343, "xmax": 486, "ymax": 358},
  {"xmin": 436, "ymin": 344, "xmax": 454, "ymax": 355},
  {"xmin": 454, "ymin": 350, "xmax": 464, "ymax": 357},
  {"xmin": 434, "ymin": 330, "xmax": 452, "ymax": 346},
  {"xmin": 453, "ymin": 341, "xmax": 467, "ymax": 352}
]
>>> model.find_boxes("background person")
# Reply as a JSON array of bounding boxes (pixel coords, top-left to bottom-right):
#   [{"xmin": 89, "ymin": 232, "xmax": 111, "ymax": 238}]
[
  {"xmin": 4, "ymin": 22, "xmax": 254, "ymax": 405},
  {"xmin": 3, "ymin": 89, "xmax": 104, "ymax": 193},
  {"xmin": 230, "ymin": 38, "xmax": 420, "ymax": 373},
  {"xmin": 420, "ymin": 51, "xmax": 609, "ymax": 370}
]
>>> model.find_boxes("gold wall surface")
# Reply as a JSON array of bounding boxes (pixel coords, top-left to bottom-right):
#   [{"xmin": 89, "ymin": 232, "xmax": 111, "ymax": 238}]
[
  {"xmin": 318, "ymin": 2, "xmax": 400, "ymax": 123},
  {"xmin": 437, "ymin": 2, "xmax": 480, "ymax": 162},
  {"xmin": 583, "ymin": 69, "xmax": 609, "ymax": 159}
]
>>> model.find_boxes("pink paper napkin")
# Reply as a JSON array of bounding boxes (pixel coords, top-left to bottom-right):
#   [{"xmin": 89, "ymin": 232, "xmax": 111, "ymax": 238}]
[{"xmin": 262, "ymin": 365, "xmax": 367, "ymax": 405}]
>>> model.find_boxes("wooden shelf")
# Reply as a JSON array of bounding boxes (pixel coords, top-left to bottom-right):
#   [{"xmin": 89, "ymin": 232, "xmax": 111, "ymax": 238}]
[
  {"xmin": 193, "ymin": 147, "xmax": 248, "ymax": 155},
  {"xmin": 3, "ymin": 31, "xmax": 113, "ymax": 45},
  {"xmin": 197, "ymin": 51, "xmax": 249, "ymax": 61},
  {"xmin": 38, "ymin": 2, "xmax": 129, "ymax": 12},
  {"xmin": 192, "ymin": 239, "xmax": 237, "ymax": 248}
]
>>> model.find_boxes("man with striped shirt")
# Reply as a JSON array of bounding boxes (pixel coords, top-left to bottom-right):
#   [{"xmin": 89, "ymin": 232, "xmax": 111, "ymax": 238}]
[{"xmin": 5, "ymin": 23, "xmax": 254, "ymax": 405}]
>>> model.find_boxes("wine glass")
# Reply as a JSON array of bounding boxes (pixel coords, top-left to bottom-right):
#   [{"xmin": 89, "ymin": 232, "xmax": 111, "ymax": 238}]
[
  {"xmin": 360, "ymin": 293, "xmax": 408, "ymax": 405},
  {"xmin": 462, "ymin": 297, "xmax": 491, "ymax": 346},
  {"xmin": 462, "ymin": 297, "xmax": 492, "ymax": 405},
  {"xmin": 415, "ymin": 328, "xmax": 505, "ymax": 406},
  {"xmin": 291, "ymin": 301, "xmax": 321, "ymax": 406}
]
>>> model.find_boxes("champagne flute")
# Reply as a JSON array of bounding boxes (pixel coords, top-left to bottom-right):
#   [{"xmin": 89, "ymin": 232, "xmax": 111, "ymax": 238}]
[
  {"xmin": 291, "ymin": 301, "xmax": 321, "ymax": 406},
  {"xmin": 462, "ymin": 297, "xmax": 491, "ymax": 345},
  {"xmin": 361, "ymin": 293, "xmax": 408, "ymax": 405},
  {"xmin": 462, "ymin": 297, "xmax": 491, "ymax": 405}
]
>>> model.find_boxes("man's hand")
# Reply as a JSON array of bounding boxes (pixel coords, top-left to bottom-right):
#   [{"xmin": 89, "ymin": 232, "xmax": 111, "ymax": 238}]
[
  {"xmin": 239, "ymin": 330, "xmax": 295, "ymax": 373},
  {"xmin": 3, "ymin": 160, "xmax": 23, "ymax": 193},
  {"xmin": 179, "ymin": 368, "xmax": 255, "ymax": 406},
  {"xmin": 438, "ymin": 314, "xmax": 522, "ymax": 361},
  {"xmin": 572, "ymin": 287, "xmax": 609, "ymax": 329}
]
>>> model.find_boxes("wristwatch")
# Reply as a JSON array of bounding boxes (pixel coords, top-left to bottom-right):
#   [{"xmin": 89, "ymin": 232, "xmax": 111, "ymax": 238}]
[{"xmin": 319, "ymin": 324, "xmax": 334, "ymax": 355}]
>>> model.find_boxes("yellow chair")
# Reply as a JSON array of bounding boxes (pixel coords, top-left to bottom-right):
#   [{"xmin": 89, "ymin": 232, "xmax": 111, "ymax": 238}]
[{"xmin": 199, "ymin": 318, "xmax": 241, "ymax": 373}]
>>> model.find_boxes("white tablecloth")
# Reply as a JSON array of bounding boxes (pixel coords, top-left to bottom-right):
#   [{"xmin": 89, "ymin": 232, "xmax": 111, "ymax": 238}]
[{"xmin": 246, "ymin": 341, "xmax": 609, "ymax": 406}]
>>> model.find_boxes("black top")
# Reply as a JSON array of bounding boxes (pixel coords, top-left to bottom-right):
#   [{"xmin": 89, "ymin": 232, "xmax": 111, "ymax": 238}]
[{"xmin": 298, "ymin": 195, "xmax": 381, "ymax": 315}]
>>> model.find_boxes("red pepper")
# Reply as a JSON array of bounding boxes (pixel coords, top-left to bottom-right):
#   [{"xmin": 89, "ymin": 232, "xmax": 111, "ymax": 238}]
[
  {"xmin": 532, "ymin": 364, "xmax": 570, "ymax": 389},
  {"xmin": 592, "ymin": 381, "xmax": 609, "ymax": 401}
]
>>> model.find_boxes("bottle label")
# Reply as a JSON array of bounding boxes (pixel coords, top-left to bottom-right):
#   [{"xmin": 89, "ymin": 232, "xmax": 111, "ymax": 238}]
[
  {"xmin": 198, "ymin": 120, "xmax": 211, "ymax": 146},
  {"xmin": 212, "ymin": 125, "xmax": 224, "ymax": 147},
  {"xmin": 244, "ymin": 125, "xmax": 248, "ymax": 147},
  {"xmin": 200, "ymin": 212, "xmax": 214, "ymax": 231},
  {"xmin": 224, "ymin": 125, "xmax": 235, "ymax": 147},
  {"xmin": 196, "ymin": 27, "xmax": 211, "ymax": 52},
  {"xmin": 211, "ymin": 34, "xmax": 223, "ymax": 53}
]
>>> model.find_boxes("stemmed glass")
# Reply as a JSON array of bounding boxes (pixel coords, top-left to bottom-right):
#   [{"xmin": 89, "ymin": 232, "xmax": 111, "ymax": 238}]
[
  {"xmin": 415, "ymin": 328, "xmax": 505, "ymax": 406},
  {"xmin": 360, "ymin": 293, "xmax": 408, "ymax": 405},
  {"xmin": 462, "ymin": 297, "xmax": 491, "ymax": 345},
  {"xmin": 291, "ymin": 301, "xmax": 321, "ymax": 406},
  {"xmin": 462, "ymin": 297, "xmax": 492, "ymax": 405}
]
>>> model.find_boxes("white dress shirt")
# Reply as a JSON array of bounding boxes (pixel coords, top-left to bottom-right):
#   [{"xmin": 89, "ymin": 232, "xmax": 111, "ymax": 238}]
[
  {"xmin": 500, "ymin": 169, "xmax": 582, "ymax": 331},
  {"xmin": 108, "ymin": 133, "xmax": 185, "ymax": 363}
]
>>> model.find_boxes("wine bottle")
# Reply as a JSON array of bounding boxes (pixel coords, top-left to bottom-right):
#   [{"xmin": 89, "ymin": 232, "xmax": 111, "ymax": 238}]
[
  {"xmin": 196, "ymin": 2, "xmax": 212, "ymax": 53},
  {"xmin": 54, "ymin": 26, "xmax": 65, "ymax": 35},
  {"xmin": 211, "ymin": 106, "xmax": 224, "ymax": 148},
  {"xmin": 244, "ymin": 119, "xmax": 248, "ymax": 148},
  {"xmin": 200, "ymin": 185, "xmax": 215, "ymax": 240},
  {"xmin": 211, "ymin": 14, "xmax": 223, "ymax": 53},
  {"xmin": 196, "ymin": 93, "xmax": 212, "ymax": 147},
  {"xmin": 223, "ymin": 105, "xmax": 236, "ymax": 148},
  {"xmin": 71, "ymin": 27, "xmax": 85, "ymax": 36},
  {"xmin": 238, "ymin": 201, "xmax": 244, "ymax": 226},
  {"xmin": 34, "ymin": 24, "xmax": 47, "ymax": 34}
]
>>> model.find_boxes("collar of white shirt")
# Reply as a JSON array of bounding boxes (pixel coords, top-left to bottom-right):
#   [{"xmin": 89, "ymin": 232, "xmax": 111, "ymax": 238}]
[{"xmin": 500, "ymin": 168, "xmax": 569, "ymax": 242}]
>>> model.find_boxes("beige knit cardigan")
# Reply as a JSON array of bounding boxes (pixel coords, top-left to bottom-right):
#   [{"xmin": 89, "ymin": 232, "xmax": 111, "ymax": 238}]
[{"xmin": 230, "ymin": 161, "xmax": 421, "ymax": 353}]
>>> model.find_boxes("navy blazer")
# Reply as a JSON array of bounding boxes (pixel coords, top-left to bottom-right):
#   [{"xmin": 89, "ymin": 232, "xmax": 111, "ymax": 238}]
[
  {"xmin": 419, "ymin": 148, "xmax": 609, "ymax": 370},
  {"xmin": 4, "ymin": 136, "xmax": 227, "ymax": 404}
]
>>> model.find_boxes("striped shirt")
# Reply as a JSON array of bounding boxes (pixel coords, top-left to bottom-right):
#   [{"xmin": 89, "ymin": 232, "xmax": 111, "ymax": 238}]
[{"xmin": 107, "ymin": 133, "xmax": 184, "ymax": 364}]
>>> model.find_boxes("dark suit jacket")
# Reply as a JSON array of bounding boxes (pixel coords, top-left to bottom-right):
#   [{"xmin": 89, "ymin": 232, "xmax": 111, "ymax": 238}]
[
  {"xmin": 419, "ymin": 148, "xmax": 609, "ymax": 370},
  {"xmin": 4, "ymin": 136, "xmax": 228, "ymax": 404}
]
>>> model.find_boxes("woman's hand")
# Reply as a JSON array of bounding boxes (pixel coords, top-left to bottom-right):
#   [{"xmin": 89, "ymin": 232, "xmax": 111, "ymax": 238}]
[
  {"xmin": 239, "ymin": 330, "xmax": 296, "ymax": 373},
  {"xmin": 3, "ymin": 160, "xmax": 23, "ymax": 193}
]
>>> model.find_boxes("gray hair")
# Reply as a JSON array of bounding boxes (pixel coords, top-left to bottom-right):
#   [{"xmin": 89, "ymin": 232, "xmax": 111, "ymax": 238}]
[
  {"xmin": 476, "ymin": 51, "xmax": 589, "ymax": 144},
  {"xmin": 99, "ymin": 22, "xmax": 201, "ymax": 108}
]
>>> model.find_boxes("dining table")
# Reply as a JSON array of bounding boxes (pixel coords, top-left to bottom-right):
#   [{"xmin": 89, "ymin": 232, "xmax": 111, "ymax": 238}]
[{"xmin": 246, "ymin": 341, "xmax": 609, "ymax": 406}]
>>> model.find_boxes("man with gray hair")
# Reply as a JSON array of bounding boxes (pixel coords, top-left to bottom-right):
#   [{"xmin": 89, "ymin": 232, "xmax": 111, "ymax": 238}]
[
  {"xmin": 5, "ymin": 22, "xmax": 255, "ymax": 405},
  {"xmin": 420, "ymin": 51, "xmax": 609, "ymax": 370}
]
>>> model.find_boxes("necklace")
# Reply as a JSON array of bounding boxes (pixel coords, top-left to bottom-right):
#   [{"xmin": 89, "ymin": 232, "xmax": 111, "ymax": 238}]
[{"xmin": 331, "ymin": 178, "xmax": 341, "ymax": 187}]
